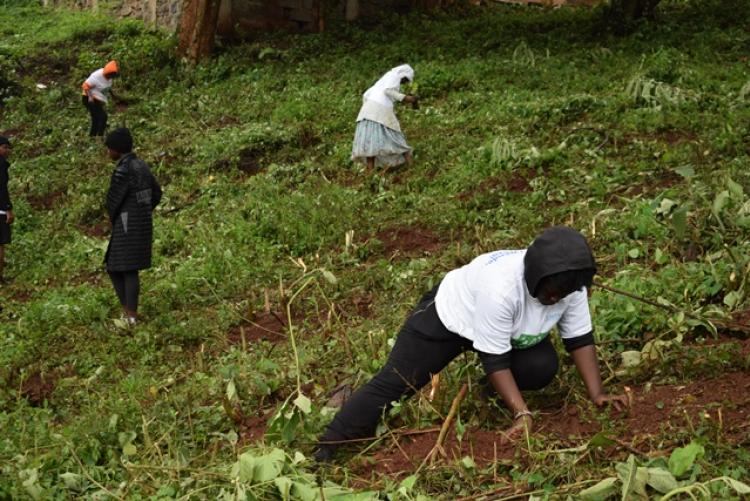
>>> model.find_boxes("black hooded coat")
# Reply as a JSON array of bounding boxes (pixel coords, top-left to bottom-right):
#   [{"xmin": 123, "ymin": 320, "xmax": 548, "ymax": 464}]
[{"xmin": 104, "ymin": 153, "xmax": 161, "ymax": 271}]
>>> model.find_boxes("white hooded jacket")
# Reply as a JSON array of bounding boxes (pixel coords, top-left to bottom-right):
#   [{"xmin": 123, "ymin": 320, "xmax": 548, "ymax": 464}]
[{"xmin": 356, "ymin": 64, "xmax": 414, "ymax": 131}]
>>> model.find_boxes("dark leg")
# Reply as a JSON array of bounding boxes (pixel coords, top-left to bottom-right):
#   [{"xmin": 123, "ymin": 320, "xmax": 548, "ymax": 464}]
[
  {"xmin": 122, "ymin": 271, "xmax": 140, "ymax": 319},
  {"xmin": 510, "ymin": 336, "xmax": 559, "ymax": 390},
  {"xmin": 108, "ymin": 270, "xmax": 127, "ymax": 307},
  {"xmin": 366, "ymin": 156, "xmax": 375, "ymax": 170},
  {"xmin": 98, "ymin": 106, "xmax": 108, "ymax": 136},
  {"xmin": 318, "ymin": 289, "xmax": 470, "ymax": 455},
  {"xmin": 0, "ymin": 245, "xmax": 5, "ymax": 280},
  {"xmin": 83, "ymin": 96, "xmax": 97, "ymax": 137},
  {"xmin": 92, "ymin": 102, "xmax": 107, "ymax": 137}
]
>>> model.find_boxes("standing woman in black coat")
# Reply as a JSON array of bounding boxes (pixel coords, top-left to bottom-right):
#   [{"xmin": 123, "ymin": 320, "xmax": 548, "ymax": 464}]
[{"xmin": 104, "ymin": 128, "xmax": 161, "ymax": 325}]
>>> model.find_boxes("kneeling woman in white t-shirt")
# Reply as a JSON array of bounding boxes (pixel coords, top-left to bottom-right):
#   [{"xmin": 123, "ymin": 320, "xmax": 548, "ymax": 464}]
[{"xmin": 315, "ymin": 226, "xmax": 627, "ymax": 461}]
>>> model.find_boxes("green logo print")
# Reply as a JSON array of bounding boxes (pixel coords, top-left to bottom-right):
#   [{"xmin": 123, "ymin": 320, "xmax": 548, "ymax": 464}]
[{"xmin": 511, "ymin": 332, "xmax": 549, "ymax": 349}]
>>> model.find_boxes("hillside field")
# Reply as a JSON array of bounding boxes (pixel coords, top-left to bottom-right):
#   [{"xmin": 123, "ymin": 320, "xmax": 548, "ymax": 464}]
[{"xmin": 1, "ymin": 0, "xmax": 749, "ymax": 498}]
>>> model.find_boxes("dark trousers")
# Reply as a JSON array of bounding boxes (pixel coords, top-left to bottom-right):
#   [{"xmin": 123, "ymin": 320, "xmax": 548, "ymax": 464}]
[
  {"xmin": 108, "ymin": 270, "xmax": 139, "ymax": 312},
  {"xmin": 320, "ymin": 287, "xmax": 559, "ymax": 442},
  {"xmin": 82, "ymin": 96, "xmax": 107, "ymax": 137}
]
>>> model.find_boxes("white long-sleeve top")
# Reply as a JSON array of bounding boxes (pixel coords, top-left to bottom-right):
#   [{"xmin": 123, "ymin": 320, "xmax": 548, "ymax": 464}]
[
  {"xmin": 356, "ymin": 88, "xmax": 406, "ymax": 132},
  {"xmin": 82, "ymin": 68, "xmax": 113, "ymax": 103}
]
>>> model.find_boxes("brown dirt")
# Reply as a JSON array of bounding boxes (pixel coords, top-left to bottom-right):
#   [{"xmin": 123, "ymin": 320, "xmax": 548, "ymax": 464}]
[
  {"xmin": 20, "ymin": 366, "xmax": 76, "ymax": 407},
  {"xmin": 79, "ymin": 220, "xmax": 109, "ymax": 238},
  {"xmin": 456, "ymin": 176, "xmax": 503, "ymax": 201},
  {"xmin": 341, "ymin": 292, "xmax": 375, "ymax": 319},
  {"xmin": 364, "ymin": 371, "xmax": 750, "ymax": 476},
  {"xmin": 374, "ymin": 225, "xmax": 443, "ymax": 259},
  {"xmin": 238, "ymin": 411, "xmax": 271, "ymax": 445},
  {"xmin": 27, "ymin": 189, "xmax": 65, "ymax": 211},
  {"xmin": 227, "ymin": 312, "xmax": 289, "ymax": 345}
]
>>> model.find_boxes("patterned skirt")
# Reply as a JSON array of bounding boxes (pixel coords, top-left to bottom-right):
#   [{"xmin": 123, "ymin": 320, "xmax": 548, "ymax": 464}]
[{"xmin": 351, "ymin": 119, "xmax": 413, "ymax": 168}]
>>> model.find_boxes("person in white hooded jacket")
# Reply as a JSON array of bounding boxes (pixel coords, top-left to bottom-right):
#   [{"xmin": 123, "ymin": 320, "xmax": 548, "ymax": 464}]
[{"xmin": 352, "ymin": 64, "xmax": 419, "ymax": 170}]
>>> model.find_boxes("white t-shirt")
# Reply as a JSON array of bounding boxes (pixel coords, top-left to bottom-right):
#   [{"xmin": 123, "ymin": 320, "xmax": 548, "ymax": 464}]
[
  {"xmin": 84, "ymin": 68, "xmax": 113, "ymax": 103},
  {"xmin": 434, "ymin": 249, "xmax": 592, "ymax": 355}
]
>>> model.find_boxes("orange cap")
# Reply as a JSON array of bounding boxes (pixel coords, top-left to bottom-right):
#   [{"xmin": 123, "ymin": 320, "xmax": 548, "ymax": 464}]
[{"xmin": 103, "ymin": 60, "xmax": 119, "ymax": 76}]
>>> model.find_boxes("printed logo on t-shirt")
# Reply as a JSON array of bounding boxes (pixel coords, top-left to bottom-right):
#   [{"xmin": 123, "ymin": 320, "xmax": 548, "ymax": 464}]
[{"xmin": 511, "ymin": 331, "xmax": 549, "ymax": 349}]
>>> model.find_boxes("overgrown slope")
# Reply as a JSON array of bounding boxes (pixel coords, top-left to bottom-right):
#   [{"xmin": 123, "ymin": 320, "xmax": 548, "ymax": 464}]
[{"xmin": 1, "ymin": 0, "xmax": 749, "ymax": 498}]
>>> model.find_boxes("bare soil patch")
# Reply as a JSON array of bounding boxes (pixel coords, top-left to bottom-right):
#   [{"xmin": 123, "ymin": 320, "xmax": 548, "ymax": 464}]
[
  {"xmin": 228, "ymin": 311, "xmax": 289, "ymax": 345},
  {"xmin": 79, "ymin": 220, "xmax": 109, "ymax": 238},
  {"xmin": 238, "ymin": 411, "xmax": 272, "ymax": 445},
  {"xmin": 27, "ymin": 189, "xmax": 65, "ymax": 211},
  {"xmin": 20, "ymin": 366, "xmax": 76, "ymax": 407},
  {"xmin": 374, "ymin": 225, "xmax": 442, "ymax": 259}
]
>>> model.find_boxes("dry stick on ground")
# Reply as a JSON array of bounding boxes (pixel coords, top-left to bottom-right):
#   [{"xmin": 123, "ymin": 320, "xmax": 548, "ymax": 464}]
[
  {"xmin": 418, "ymin": 383, "xmax": 469, "ymax": 472},
  {"xmin": 315, "ymin": 426, "xmax": 442, "ymax": 445}
]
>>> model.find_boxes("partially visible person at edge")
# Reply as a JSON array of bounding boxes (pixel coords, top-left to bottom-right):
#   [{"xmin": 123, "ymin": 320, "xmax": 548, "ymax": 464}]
[
  {"xmin": 314, "ymin": 226, "xmax": 628, "ymax": 461},
  {"xmin": 104, "ymin": 128, "xmax": 161, "ymax": 326},
  {"xmin": 0, "ymin": 136, "xmax": 13, "ymax": 284},
  {"xmin": 351, "ymin": 64, "xmax": 419, "ymax": 171},
  {"xmin": 82, "ymin": 60, "xmax": 119, "ymax": 137}
]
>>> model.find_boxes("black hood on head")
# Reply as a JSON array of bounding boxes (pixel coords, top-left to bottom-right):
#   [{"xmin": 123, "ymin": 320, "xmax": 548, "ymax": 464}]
[{"xmin": 523, "ymin": 226, "xmax": 597, "ymax": 296}]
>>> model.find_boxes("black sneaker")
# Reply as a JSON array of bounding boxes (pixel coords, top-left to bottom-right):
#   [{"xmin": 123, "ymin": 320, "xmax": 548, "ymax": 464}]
[{"xmin": 313, "ymin": 444, "xmax": 338, "ymax": 463}]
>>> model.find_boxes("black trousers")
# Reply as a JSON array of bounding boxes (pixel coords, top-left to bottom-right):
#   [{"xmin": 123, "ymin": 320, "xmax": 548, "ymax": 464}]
[
  {"xmin": 320, "ymin": 287, "xmax": 559, "ymax": 442},
  {"xmin": 82, "ymin": 96, "xmax": 107, "ymax": 137},
  {"xmin": 108, "ymin": 270, "xmax": 139, "ymax": 312}
]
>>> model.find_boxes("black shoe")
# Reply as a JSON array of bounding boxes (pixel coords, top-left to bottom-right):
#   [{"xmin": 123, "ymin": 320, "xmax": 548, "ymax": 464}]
[{"xmin": 313, "ymin": 444, "xmax": 338, "ymax": 463}]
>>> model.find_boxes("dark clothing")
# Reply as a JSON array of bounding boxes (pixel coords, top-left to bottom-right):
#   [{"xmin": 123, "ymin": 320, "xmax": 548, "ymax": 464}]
[
  {"xmin": 0, "ymin": 214, "xmax": 10, "ymax": 244},
  {"xmin": 319, "ymin": 286, "xmax": 573, "ymax": 443},
  {"xmin": 108, "ymin": 270, "xmax": 140, "ymax": 312},
  {"xmin": 524, "ymin": 226, "xmax": 596, "ymax": 297},
  {"xmin": 83, "ymin": 95, "xmax": 107, "ymax": 137},
  {"xmin": 105, "ymin": 153, "xmax": 161, "ymax": 272},
  {"xmin": 0, "ymin": 156, "xmax": 11, "ymax": 212}
]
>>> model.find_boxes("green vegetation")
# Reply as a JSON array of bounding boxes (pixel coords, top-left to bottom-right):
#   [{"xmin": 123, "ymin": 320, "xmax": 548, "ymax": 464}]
[{"xmin": 1, "ymin": 0, "xmax": 749, "ymax": 498}]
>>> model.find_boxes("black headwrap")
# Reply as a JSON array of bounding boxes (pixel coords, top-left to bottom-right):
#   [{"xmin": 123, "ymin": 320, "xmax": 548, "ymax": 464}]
[
  {"xmin": 523, "ymin": 226, "xmax": 597, "ymax": 297},
  {"xmin": 105, "ymin": 127, "xmax": 133, "ymax": 154}
]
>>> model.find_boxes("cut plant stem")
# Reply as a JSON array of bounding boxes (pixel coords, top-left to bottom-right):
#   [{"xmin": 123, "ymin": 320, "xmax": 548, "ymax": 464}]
[{"xmin": 419, "ymin": 382, "xmax": 468, "ymax": 470}]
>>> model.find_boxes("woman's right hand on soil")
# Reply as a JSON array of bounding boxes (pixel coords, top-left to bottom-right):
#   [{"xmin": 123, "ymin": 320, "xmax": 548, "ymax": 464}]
[{"xmin": 593, "ymin": 393, "xmax": 629, "ymax": 411}]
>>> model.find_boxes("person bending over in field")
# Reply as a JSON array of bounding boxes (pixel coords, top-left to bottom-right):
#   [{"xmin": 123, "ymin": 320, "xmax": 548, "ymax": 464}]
[
  {"xmin": 315, "ymin": 226, "xmax": 627, "ymax": 461},
  {"xmin": 82, "ymin": 60, "xmax": 119, "ymax": 137},
  {"xmin": 351, "ymin": 64, "xmax": 419, "ymax": 171},
  {"xmin": 0, "ymin": 136, "xmax": 14, "ymax": 284},
  {"xmin": 104, "ymin": 128, "xmax": 161, "ymax": 326}
]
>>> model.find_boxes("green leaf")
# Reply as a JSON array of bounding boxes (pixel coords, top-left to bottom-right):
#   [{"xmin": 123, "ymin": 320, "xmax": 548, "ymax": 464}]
[
  {"xmin": 673, "ymin": 165, "xmax": 695, "ymax": 178},
  {"xmin": 399, "ymin": 474, "xmax": 418, "ymax": 495},
  {"xmin": 59, "ymin": 472, "xmax": 85, "ymax": 491},
  {"xmin": 628, "ymin": 248, "xmax": 640, "ymax": 259},
  {"xmin": 671, "ymin": 207, "xmax": 688, "ymax": 238},
  {"xmin": 620, "ymin": 350, "xmax": 642, "ymax": 368},
  {"xmin": 722, "ymin": 477, "xmax": 750, "ymax": 494},
  {"xmin": 122, "ymin": 443, "xmax": 137, "ymax": 456},
  {"xmin": 460, "ymin": 456, "xmax": 476, "ymax": 469},
  {"xmin": 723, "ymin": 290, "xmax": 742, "ymax": 309},
  {"xmin": 321, "ymin": 269, "xmax": 338, "ymax": 284},
  {"xmin": 668, "ymin": 442, "xmax": 705, "ymax": 478},
  {"xmin": 654, "ymin": 248, "xmax": 669, "ymax": 265},
  {"xmin": 253, "ymin": 448, "xmax": 285, "ymax": 482},
  {"xmin": 226, "ymin": 379, "xmax": 237, "ymax": 401},
  {"xmin": 616, "ymin": 455, "xmax": 639, "ymax": 500},
  {"xmin": 293, "ymin": 393, "xmax": 312, "ymax": 414},
  {"xmin": 233, "ymin": 451, "xmax": 256, "ymax": 482},
  {"xmin": 588, "ymin": 432, "xmax": 616, "ymax": 449},
  {"xmin": 644, "ymin": 467, "xmax": 678, "ymax": 493},
  {"xmin": 727, "ymin": 177, "xmax": 744, "ymax": 199},
  {"xmin": 578, "ymin": 477, "xmax": 617, "ymax": 501},
  {"xmin": 291, "ymin": 480, "xmax": 318, "ymax": 501},
  {"xmin": 712, "ymin": 190, "xmax": 730, "ymax": 217},
  {"xmin": 274, "ymin": 476, "xmax": 292, "ymax": 501}
]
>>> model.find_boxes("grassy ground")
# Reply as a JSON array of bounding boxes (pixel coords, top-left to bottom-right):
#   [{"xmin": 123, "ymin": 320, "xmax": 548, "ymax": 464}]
[{"xmin": 1, "ymin": 0, "xmax": 749, "ymax": 498}]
